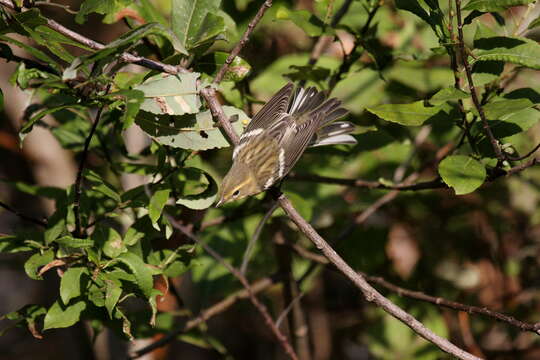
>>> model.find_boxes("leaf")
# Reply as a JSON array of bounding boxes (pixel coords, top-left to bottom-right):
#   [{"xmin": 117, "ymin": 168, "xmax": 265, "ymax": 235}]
[
  {"xmin": 24, "ymin": 250, "xmax": 54, "ymax": 280},
  {"xmin": 103, "ymin": 276, "xmax": 122, "ymax": 318},
  {"xmin": 276, "ymin": 6, "xmax": 328, "ymax": 37},
  {"xmin": 171, "ymin": 0, "xmax": 224, "ymax": 51},
  {"xmin": 149, "ymin": 188, "xmax": 170, "ymax": 226},
  {"xmin": 94, "ymin": 226, "xmax": 127, "ymax": 259},
  {"xmin": 75, "ymin": 0, "xmax": 134, "ymax": 24},
  {"xmin": 117, "ymin": 252, "xmax": 154, "ymax": 298},
  {"xmin": 429, "ymin": 87, "xmax": 469, "ymax": 105},
  {"xmin": 135, "ymin": 72, "xmax": 201, "ymax": 115},
  {"xmin": 84, "ymin": 169, "xmax": 121, "ymax": 203},
  {"xmin": 53, "ymin": 235, "xmax": 94, "ymax": 249},
  {"xmin": 473, "ymin": 35, "xmax": 540, "ymax": 70},
  {"xmin": 136, "ymin": 106, "xmax": 247, "ymax": 150},
  {"xmin": 366, "ymin": 101, "xmax": 445, "ymax": 126},
  {"xmin": 484, "ymin": 108, "xmax": 540, "ymax": 139},
  {"xmin": 43, "ymin": 300, "xmax": 86, "ymax": 330},
  {"xmin": 0, "ymin": 234, "xmax": 34, "ymax": 253},
  {"xmin": 464, "ymin": 0, "xmax": 535, "ymax": 12},
  {"xmin": 482, "ymin": 98, "xmax": 533, "ymax": 120},
  {"xmin": 106, "ymin": 89, "xmax": 144, "ymax": 129},
  {"xmin": 176, "ymin": 168, "xmax": 218, "ymax": 210},
  {"xmin": 198, "ymin": 52, "xmax": 251, "ymax": 82},
  {"xmin": 19, "ymin": 104, "xmax": 86, "ymax": 142},
  {"xmin": 438, "ymin": 155, "xmax": 486, "ymax": 195},
  {"xmin": 0, "ymin": 35, "xmax": 60, "ymax": 72},
  {"xmin": 60, "ymin": 267, "xmax": 86, "ymax": 304}
]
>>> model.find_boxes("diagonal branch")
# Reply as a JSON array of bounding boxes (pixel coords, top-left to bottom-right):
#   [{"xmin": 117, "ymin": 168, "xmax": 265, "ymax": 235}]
[{"xmin": 214, "ymin": 0, "xmax": 273, "ymax": 84}]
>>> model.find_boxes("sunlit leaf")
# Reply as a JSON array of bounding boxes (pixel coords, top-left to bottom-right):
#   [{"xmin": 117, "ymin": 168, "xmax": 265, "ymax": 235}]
[{"xmin": 438, "ymin": 155, "xmax": 486, "ymax": 195}]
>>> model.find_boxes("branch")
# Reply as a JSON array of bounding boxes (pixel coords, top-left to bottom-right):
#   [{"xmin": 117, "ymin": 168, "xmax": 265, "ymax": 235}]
[
  {"xmin": 289, "ymin": 173, "xmax": 446, "ymax": 190},
  {"xmin": 276, "ymin": 195, "xmax": 480, "ymax": 360},
  {"xmin": 167, "ymin": 216, "xmax": 299, "ymax": 360},
  {"xmin": 455, "ymin": 0, "xmax": 504, "ymax": 161},
  {"xmin": 73, "ymin": 99, "xmax": 107, "ymax": 238},
  {"xmin": 0, "ymin": 0, "xmax": 186, "ymax": 75},
  {"xmin": 288, "ymin": 244, "xmax": 540, "ymax": 335},
  {"xmin": 0, "ymin": 200, "xmax": 47, "ymax": 227},
  {"xmin": 200, "ymin": 87, "xmax": 240, "ymax": 144},
  {"xmin": 213, "ymin": 0, "xmax": 273, "ymax": 84},
  {"xmin": 130, "ymin": 275, "xmax": 281, "ymax": 358}
]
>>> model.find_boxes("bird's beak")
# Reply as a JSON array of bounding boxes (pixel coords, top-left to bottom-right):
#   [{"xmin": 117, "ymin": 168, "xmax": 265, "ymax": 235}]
[{"xmin": 215, "ymin": 197, "xmax": 224, "ymax": 207}]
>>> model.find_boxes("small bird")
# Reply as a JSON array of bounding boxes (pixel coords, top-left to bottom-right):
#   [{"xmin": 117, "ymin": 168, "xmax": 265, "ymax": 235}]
[{"xmin": 216, "ymin": 82, "xmax": 356, "ymax": 206}]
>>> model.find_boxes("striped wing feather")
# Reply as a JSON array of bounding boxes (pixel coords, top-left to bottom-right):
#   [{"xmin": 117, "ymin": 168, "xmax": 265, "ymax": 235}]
[{"xmin": 243, "ymin": 82, "xmax": 294, "ymax": 134}]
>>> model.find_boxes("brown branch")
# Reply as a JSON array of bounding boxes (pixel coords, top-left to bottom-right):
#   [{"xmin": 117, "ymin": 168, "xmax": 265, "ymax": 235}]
[
  {"xmin": 213, "ymin": 0, "xmax": 273, "ymax": 84},
  {"xmin": 364, "ymin": 274, "xmax": 540, "ymax": 335},
  {"xmin": 277, "ymin": 195, "xmax": 481, "ymax": 360},
  {"xmin": 455, "ymin": 0, "xmax": 504, "ymax": 161},
  {"xmin": 0, "ymin": 0, "xmax": 186, "ymax": 75},
  {"xmin": 0, "ymin": 200, "xmax": 47, "ymax": 227},
  {"xmin": 130, "ymin": 275, "xmax": 281, "ymax": 358},
  {"xmin": 200, "ymin": 87, "xmax": 240, "ymax": 145},
  {"xmin": 288, "ymin": 243, "xmax": 540, "ymax": 336},
  {"xmin": 166, "ymin": 216, "xmax": 299, "ymax": 360},
  {"xmin": 507, "ymin": 141, "xmax": 540, "ymax": 162}
]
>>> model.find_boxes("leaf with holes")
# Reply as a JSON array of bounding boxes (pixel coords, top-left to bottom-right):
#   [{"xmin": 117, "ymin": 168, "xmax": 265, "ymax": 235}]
[{"xmin": 135, "ymin": 72, "xmax": 201, "ymax": 115}]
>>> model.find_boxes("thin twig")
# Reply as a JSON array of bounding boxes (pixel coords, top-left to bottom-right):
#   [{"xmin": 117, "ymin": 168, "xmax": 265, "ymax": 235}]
[
  {"xmin": 455, "ymin": 0, "xmax": 504, "ymax": 161},
  {"xmin": 507, "ymin": 141, "xmax": 540, "ymax": 162},
  {"xmin": 240, "ymin": 200, "xmax": 279, "ymax": 274},
  {"xmin": 200, "ymin": 87, "xmax": 240, "ymax": 145},
  {"xmin": 0, "ymin": 200, "xmax": 47, "ymax": 227},
  {"xmin": 0, "ymin": 0, "xmax": 187, "ymax": 75},
  {"xmin": 73, "ymin": 100, "xmax": 107, "ymax": 238},
  {"xmin": 213, "ymin": 0, "xmax": 273, "ymax": 84},
  {"xmin": 167, "ymin": 216, "xmax": 299, "ymax": 360}
]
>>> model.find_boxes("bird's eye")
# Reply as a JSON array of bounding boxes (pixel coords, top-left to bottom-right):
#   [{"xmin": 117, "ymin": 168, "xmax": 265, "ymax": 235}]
[{"xmin": 232, "ymin": 189, "xmax": 240, "ymax": 197}]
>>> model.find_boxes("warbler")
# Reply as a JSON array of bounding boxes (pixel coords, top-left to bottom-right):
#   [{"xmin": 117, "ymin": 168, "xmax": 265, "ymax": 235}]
[{"xmin": 216, "ymin": 82, "xmax": 356, "ymax": 206}]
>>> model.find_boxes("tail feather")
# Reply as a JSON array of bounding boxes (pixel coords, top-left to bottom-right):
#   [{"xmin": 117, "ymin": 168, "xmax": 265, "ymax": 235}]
[
  {"xmin": 289, "ymin": 85, "xmax": 356, "ymax": 147},
  {"xmin": 311, "ymin": 121, "xmax": 357, "ymax": 147}
]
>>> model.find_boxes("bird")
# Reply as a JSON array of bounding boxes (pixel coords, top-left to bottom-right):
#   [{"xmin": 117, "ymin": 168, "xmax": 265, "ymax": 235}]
[{"xmin": 216, "ymin": 82, "xmax": 356, "ymax": 206}]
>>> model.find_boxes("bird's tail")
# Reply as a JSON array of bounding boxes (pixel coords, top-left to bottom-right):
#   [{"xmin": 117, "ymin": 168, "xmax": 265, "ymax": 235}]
[{"xmin": 288, "ymin": 86, "xmax": 357, "ymax": 147}]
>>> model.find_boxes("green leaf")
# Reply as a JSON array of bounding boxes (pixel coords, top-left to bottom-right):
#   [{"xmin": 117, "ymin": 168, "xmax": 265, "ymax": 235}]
[
  {"xmin": 176, "ymin": 168, "xmax": 218, "ymax": 210},
  {"xmin": 0, "ymin": 35, "xmax": 60, "ymax": 72},
  {"xmin": 43, "ymin": 300, "xmax": 86, "ymax": 330},
  {"xmin": 149, "ymin": 188, "xmax": 170, "ymax": 225},
  {"xmin": 60, "ymin": 267, "xmax": 86, "ymax": 304},
  {"xmin": 172, "ymin": 0, "xmax": 224, "ymax": 51},
  {"xmin": 94, "ymin": 226, "xmax": 127, "ymax": 259},
  {"xmin": 366, "ymin": 101, "xmax": 445, "ymax": 126},
  {"xmin": 24, "ymin": 250, "xmax": 54, "ymax": 280},
  {"xmin": 438, "ymin": 155, "xmax": 486, "ymax": 195},
  {"xmin": 429, "ymin": 87, "xmax": 469, "ymax": 105},
  {"xmin": 44, "ymin": 208, "xmax": 67, "ymax": 244},
  {"xmin": 276, "ymin": 6, "xmax": 327, "ymax": 37},
  {"xmin": 117, "ymin": 252, "xmax": 154, "ymax": 297},
  {"xmin": 106, "ymin": 89, "xmax": 145, "ymax": 129},
  {"xmin": 198, "ymin": 52, "xmax": 251, "ymax": 82},
  {"xmin": 464, "ymin": 0, "xmax": 535, "ymax": 12},
  {"xmin": 53, "ymin": 235, "xmax": 94, "ymax": 249},
  {"xmin": 84, "ymin": 169, "xmax": 121, "ymax": 203},
  {"xmin": 136, "ymin": 106, "xmax": 247, "ymax": 150},
  {"xmin": 103, "ymin": 276, "xmax": 122, "ymax": 318},
  {"xmin": 482, "ymin": 98, "xmax": 533, "ymax": 120},
  {"xmin": 135, "ymin": 72, "xmax": 201, "ymax": 115},
  {"xmin": 0, "ymin": 235, "xmax": 34, "ymax": 253},
  {"xmin": 473, "ymin": 34, "xmax": 540, "ymax": 70},
  {"xmin": 19, "ymin": 104, "xmax": 86, "ymax": 142},
  {"xmin": 75, "ymin": 0, "xmax": 134, "ymax": 24}
]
